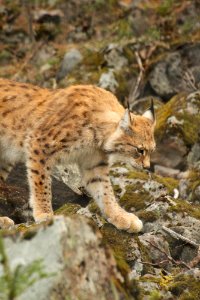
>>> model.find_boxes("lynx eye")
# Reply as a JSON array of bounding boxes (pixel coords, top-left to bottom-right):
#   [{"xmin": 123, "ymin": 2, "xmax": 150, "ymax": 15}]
[{"xmin": 137, "ymin": 148, "xmax": 144, "ymax": 156}]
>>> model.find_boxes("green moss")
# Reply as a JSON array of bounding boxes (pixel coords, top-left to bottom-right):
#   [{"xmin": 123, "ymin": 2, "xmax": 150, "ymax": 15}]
[
  {"xmin": 168, "ymin": 199, "xmax": 200, "ymax": 219},
  {"xmin": 127, "ymin": 170, "xmax": 149, "ymax": 181},
  {"xmin": 0, "ymin": 50, "xmax": 12, "ymax": 64},
  {"xmin": 115, "ymin": 69, "xmax": 131, "ymax": 101},
  {"xmin": 179, "ymin": 111, "xmax": 200, "ymax": 145},
  {"xmin": 135, "ymin": 237, "xmax": 154, "ymax": 274},
  {"xmin": 137, "ymin": 210, "xmax": 160, "ymax": 222},
  {"xmin": 153, "ymin": 174, "xmax": 179, "ymax": 194},
  {"xmin": 101, "ymin": 223, "xmax": 135, "ymax": 265},
  {"xmin": 113, "ymin": 184, "xmax": 122, "ymax": 195},
  {"xmin": 155, "ymin": 93, "xmax": 200, "ymax": 146},
  {"xmin": 113, "ymin": 19, "xmax": 134, "ymax": 39},
  {"xmin": 55, "ymin": 203, "xmax": 81, "ymax": 217},
  {"xmin": 169, "ymin": 274, "xmax": 200, "ymax": 299},
  {"xmin": 148, "ymin": 290, "xmax": 163, "ymax": 300},
  {"xmin": 185, "ymin": 170, "xmax": 200, "ymax": 202},
  {"xmin": 156, "ymin": 0, "xmax": 174, "ymax": 16},
  {"xmin": 120, "ymin": 183, "xmax": 153, "ymax": 211},
  {"xmin": 155, "ymin": 94, "xmax": 180, "ymax": 141},
  {"xmin": 88, "ymin": 200, "xmax": 101, "ymax": 214},
  {"xmin": 138, "ymin": 272, "xmax": 200, "ymax": 299}
]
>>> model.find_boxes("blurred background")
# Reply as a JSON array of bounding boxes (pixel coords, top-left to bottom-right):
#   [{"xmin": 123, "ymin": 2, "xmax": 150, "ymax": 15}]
[
  {"xmin": 0, "ymin": 3, "xmax": 200, "ymax": 298},
  {"xmin": 0, "ymin": 0, "xmax": 199, "ymax": 99},
  {"xmin": 1, "ymin": 0, "xmax": 200, "ymax": 194}
]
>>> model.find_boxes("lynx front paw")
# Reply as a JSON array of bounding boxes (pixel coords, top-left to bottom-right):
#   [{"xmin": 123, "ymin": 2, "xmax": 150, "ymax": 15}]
[
  {"xmin": 0, "ymin": 217, "xmax": 15, "ymax": 229},
  {"xmin": 34, "ymin": 213, "xmax": 53, "ymax": 223},
  {"xmin": 108, "ymin": 212, "xmax": 143, "ymax": 233}
]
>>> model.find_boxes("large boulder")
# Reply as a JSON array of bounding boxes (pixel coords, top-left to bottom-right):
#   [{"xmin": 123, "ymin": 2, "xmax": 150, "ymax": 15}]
[{"xmin": 0, "ymin": 216, "xmax": 120, "ymax": 300}]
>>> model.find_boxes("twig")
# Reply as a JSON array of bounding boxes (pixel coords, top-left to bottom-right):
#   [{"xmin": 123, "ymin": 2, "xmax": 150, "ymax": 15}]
[
  {"xmin": 128, "ymin": 51, "xmax": 144, "ymax": 105},
  {"xmin": 12, "ymin": 42, "xmax": 43, "ymax": 80},
  {"xmin": 141, "ymin": 259, "xmax": 169, "ymax": 267},
  {"xmin": 147, "ymin": 240, "xmax": 191, "ymax": 270},
  {"xmin": 23, "ymin": 0, "xmax": 35, "ymax": 43},
  {"xmin": 188, "ymin": 246, "xmax": 200, "ymax": 268},
  {"xmin": 183, "ymin": 70, "xmax": 198, "ymax": 91},
  {"xmin": 162, "ymin": 226, "xmax": 199, "ymax": 248}
]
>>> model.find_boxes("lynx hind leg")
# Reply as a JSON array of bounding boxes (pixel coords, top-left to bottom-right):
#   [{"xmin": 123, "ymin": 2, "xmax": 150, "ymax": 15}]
[
  {"xmin": 26, "ymin": 147, "xmax": 53, "ymax": 223},
  {"xmin": 0, "ymin": 216, "xmax": 15, "ymax": 229},
  {"xmin": 82, "ymin": 162, "xmax": 143, "ymax": 233}
]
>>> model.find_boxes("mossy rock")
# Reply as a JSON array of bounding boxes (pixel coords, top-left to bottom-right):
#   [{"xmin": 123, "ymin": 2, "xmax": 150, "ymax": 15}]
[
  {"xmin": 155, "ymin": 92, "xmax": 200, "ymax": 146},
  {"xmin": 153, "ymin": 174, "xmax": 179, "ymax": 194},
  {"xmin": 168, "ymin": 198, "xmax": 200, "ymax": 220},
  {"xmin": 168, "ymin": 274, "xmax": 200, "ymax": 299},
  {"xmin": 101, "ymin": 223, "xmax": 134, "ymax": 259},
  {"xmin": 186, "ymin": 170, "xmax": 200, "ymax": 203},
  {"xmin": 120, "ymin": 182, "xmax": 153, "ymax": 211},
  {"xmin": 55, "ymin": 203, "xmax": 81, "ymax": 217}
]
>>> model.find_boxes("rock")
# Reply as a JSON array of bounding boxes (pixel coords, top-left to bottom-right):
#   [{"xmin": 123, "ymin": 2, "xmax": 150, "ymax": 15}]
[
  {"xmin": 33, "ymin": 9, "xmax": 63, "ymax": 24},
  {"xmin": 52, "ymin": 163, "xmax": 82, "ymax": 195},
  {"xmin": 0, "ymin": 181, "xmax": 31, "ymax": 225},
  {"xmin": 98, "ymin": 70, "xmax": 119, "ymax": 93},
  {"xmin": 0, "ymin": 163, "xmax": 89, "ymax": 225},
  {"xmin": 0, "ymin": 216, "xmax": 120, "ymax": 300},
  {"xmin": 152, "ymin": 136, "xmax": 188, "ymax": 169},
  {"xmin": 98, "ymin": 69, "xmax": 118, "ymax": 93},
  {"xmin": 56, "ymin": 48, "xmax": 83, "ymax": 82},
  {"xmin": 153, "ymin": 91, "xmax": 200, "ymax": 169},
  {"xmin": 103, "ymin": 44, "xmax": 128, "ymax": 71},
  {"xmin": 154, "ymin": 165, "xmax": 181, "ymax": 178},
  {"xmin": 187, "ymin": 143, "xmax": 200, "ymax": 170},
  {"xmin": 139, "ymin": 233, "xmax": 172, "ymax": 269},
  {"xmin": 146, "ymin": 43, "xmax": 200, "ymax": 100}
]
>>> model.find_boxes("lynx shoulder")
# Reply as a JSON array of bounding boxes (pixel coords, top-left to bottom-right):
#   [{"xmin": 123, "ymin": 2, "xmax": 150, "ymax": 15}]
[{"xmin": 0, "ymin": 78, "xmax": 156, "ymax": 232}]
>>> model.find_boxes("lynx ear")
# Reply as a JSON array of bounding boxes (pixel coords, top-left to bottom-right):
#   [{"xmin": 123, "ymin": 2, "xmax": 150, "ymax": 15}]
[
  {"xmin": 142, "ymin": 98, "xmax": 155, "ymax": 123},
  {"xmin": 119, "ymin": 109, "xmax": 132, "ymax": 130}
]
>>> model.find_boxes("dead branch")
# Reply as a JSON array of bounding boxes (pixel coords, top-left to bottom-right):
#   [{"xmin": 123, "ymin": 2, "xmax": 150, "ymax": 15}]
[
  {"xmin": 12, "ymin": 42, "xmax": 43, "ymax": 80},
  {"xmin": 147, "ymin": 240, "xmax": 191, "ymax": 270},
  {"xmin": 128, "ymin": 51, "xmax": 144, "ymax": 105},
  {"xmin": 23, "ymin": 0, "xmax": 35, "ymax": 43},
  {"xmin": 162, "ymin": 226, "xmax": 199, "ymax": 248},
  {"xmin": 183, "ymin": 70, "xmax": 198, "ymax": 91},
  {"xmin": 188, "ymin": 246, "xmax": 200, "ymax": 268}
]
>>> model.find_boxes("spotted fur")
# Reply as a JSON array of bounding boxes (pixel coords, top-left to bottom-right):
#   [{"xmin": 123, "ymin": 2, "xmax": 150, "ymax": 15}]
[{"xmin": 0, "ymin": 78, "xmax": 156, "ymax": 232}]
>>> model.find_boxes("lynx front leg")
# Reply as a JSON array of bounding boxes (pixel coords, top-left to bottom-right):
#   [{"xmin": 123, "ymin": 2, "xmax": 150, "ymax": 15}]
[
  {"xmin": 0, "ymin": 217, "xmax": 15, "ymax": 229},
  {"xmin": 0, "ymin": 160, "xmax": 14, "ymax": 182},
  {"xmin": 26, "ymin": 153, "xmax": 53, "ymax": 223},
  {"xmin": 82, "ymin": 163, "xmax": 143, "ymax": 233}
]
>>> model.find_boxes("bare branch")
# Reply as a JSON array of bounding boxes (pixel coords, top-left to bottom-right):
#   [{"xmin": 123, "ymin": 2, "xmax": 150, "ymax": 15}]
[
  {"xmin": 23, "ymin": 0, "xmax": 35, "ymax": 43},
  {"xmin": 128, "ymin": 51, "xmax": 144, "ymax": 106},
  {"xmin": 12, "ymin": 42, "xmax": 43, "ymax": 80},
  {"xmin": 147, "ymin": 240, "xmax": 191, "ymax": 270},
  {"xmin": 188, "ymin": 246, "xmax": 200, "ymax": 268},
  {"xmin": 162, "ymin": 226, "xmax": 199, "ymax": 248}
]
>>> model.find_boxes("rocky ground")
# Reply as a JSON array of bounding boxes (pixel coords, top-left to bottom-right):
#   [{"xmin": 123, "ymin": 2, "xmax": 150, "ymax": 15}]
[{"xmin": 0, "ymin": 0, "xmax": 200, "ymax": 299}]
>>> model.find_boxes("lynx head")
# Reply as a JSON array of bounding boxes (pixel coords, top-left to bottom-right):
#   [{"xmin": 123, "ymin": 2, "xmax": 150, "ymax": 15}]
[{"xmin": 104, "ymin": 100, "xmax": 156, "ymax": 169}]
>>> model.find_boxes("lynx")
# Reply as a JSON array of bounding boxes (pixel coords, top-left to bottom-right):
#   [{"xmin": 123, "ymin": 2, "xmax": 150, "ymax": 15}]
[{"xmin": 0, "ymin": 78, "xmax": 156, "ymax": 232}]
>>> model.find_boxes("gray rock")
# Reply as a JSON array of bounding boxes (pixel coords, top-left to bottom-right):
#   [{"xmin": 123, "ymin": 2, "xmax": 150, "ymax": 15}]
[
  {"xmin": 56, "ymin": 48, "xmax": 83, "ymax": 82},
  {"xmin": 152, "ymin": 136, "xmax": 187, "ymax": 168},
  {"xmin": 147, "ymin": 44, "xmax": 200, "ymax": 99},
  {"xmin": 98, "ymin": 70, "xmax": 119, "ymax": 93},
  {"xmin": 0, "ymin": 216, "xmax": 119, "ymax": 300},
  {"xmin": 139, "ymin": 233, "xmax": 172, "ymax": 269},
  {"xmin": 154, "ymin": 165, "xmax": 181, "ymax": 178},
  {"xmin": 103, "ymin": 44, "xmax": 128, "ymax": 71},
  {"xmin": 187, "ymin": 143, "xmax": 200, "ymax": 168}
]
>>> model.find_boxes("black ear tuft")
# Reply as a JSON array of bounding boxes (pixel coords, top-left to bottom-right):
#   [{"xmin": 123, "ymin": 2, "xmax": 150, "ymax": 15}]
[{"xmin": 150, "ymin": 98, "xmax": 155, "ymax": 118}]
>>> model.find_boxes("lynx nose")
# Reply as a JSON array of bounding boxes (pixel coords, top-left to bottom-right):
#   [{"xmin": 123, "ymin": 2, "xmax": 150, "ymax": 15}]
[
  {"xmin": 143, "ymin": 164, "xmax": 150, "ymax": 170},
  {"xmin": 142, "ymin": 157, "xmax": 150, "ymax": 169}
]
